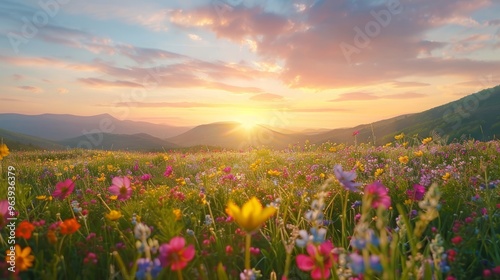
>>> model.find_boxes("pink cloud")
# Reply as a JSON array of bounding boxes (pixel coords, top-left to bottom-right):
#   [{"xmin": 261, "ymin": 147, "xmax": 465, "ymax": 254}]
[
  {"xmin": 78, "ymin": 78, "xmax": 143, "ymax": 88},
  {"xmin": 331, "ymin": 91, "xmax": 426, "ymax": 102},
  {"xmin": 391, "ymin": 81, "xmax": 430, "ymax": 88},
  {"xmin": 17, "ymin": 85, "xmax": 43, "ymax": 93}
]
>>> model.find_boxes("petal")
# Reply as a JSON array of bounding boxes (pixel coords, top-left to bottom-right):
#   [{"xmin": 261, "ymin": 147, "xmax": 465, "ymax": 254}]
[
  {"xmin": 226, "ymin": 201, "xmax": 241, "ymax": 220},
  {"xmin": 181, "ymin": 245, "xmax": 195, "ymax": 262},
  {"xmin": 123, "ymin": 176, "xmax": 131, "ymax": 187},
  {"xmin": 112, "ymin": 177, "xmax": 123, "ymax": 187},
  {"xmin": 296, "ymin": 255, "xmax": 315, "ymax": 271},
  {"xmin": 169, "ymin": 237, "xmax": 186, "ymax": 251},
  {"xmin": 306, "ymin": 244, "xmax": 317, "ymax": 257},
  {"xmin": 311, "ymin": 267, "xmax": 330, "ymax": 280}
]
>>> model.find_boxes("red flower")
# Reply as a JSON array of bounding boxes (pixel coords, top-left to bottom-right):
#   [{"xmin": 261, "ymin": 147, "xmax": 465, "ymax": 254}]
[
  {"xmin": 159, "ymin": 236, "xmax": 195, "ymax": 271},
  {"xmin": 59, "ymin": 218, "xmax": 81, "ymax": 235},
  {"xmin": 52, "ymin": 179, "xmax": 75, "ymax": 200},
  {"xmin": 296, "ymin": 241, "xmax": 335, "ymax": 280},
  {"xmin": 451, "ymin": 236, "xmax": 463, "ymax": 245},
  {"xmin": 16, "ymin": 221, "xmax": 35, "ymax": 239}
]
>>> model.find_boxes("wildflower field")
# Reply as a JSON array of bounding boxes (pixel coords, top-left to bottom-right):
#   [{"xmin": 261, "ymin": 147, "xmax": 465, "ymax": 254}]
[{"xmin": 1, "ymin": 137, "xmax": 500, "ymax": 280}]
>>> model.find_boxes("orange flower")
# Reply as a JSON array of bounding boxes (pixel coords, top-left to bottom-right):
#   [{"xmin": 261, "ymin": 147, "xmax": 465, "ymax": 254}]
[
  {"xmin": 59, "ymin": 218, "xmax": 81, "ymax": 235},
  {"xmin": 47, "ymin": 229, "xmax": 57, "ymax": 244},
  {"xmin": 5, "ymin": 245, "xmax": 35, "ymax": 272},
  {"xmin": 16, "ymin": 220, "xmax": 36, "ymax": 239}
]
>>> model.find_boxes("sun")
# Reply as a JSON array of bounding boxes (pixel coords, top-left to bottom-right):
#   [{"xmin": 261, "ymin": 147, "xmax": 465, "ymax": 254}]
[{"xmin": 238, "ymin": 117, "xmax": 259, "ymax": 130}]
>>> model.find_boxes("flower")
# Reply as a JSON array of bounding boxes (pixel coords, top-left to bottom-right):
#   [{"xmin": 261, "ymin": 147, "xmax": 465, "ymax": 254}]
[
  {"xmin": 52, "ymin": 179, "xmax": 75, "ymax": 200},
  {"xmin": 0, "ymin": 143, "xmax": 9, "ymax": 160},
  {"xmin": 16, "ymin": 220, "xmax": 36, "ymax": 239},
  {"xmin": 141, "ymin": 174, "xmax": 152, "ymax": 181},
  {"xmin": 226, "ymin": 197, "xmax": 276, "ymax": 233},
  {"xmin": 374, "ymin": 168, "xmax": 384, "ymax": 178},
  {"xmin": 414, "ymin": 150, "xmax": 423, "ymax": 157},
  {"xmin": 0, "ymin": 199, "xmax": 14, "ymax": 227},
  {"xmin": 108, "ymin": 176, "xmax": 132, "ymax": 201},
  {"xmin": 5, "ymin": 245, "xmax": 35, "ymax": 272},
  {"xmin": 296, "ymin": 240, "xmax": 335, "ymax": 279},
  {"xmin": 442, "ymin": 172, "xmax": 451, "ymax": 181},
  {"xmin": 364, "ymin": 181, "xmax": 391, "ymax": 209},
  {"xmin": 394, "ymin": 133, "xmax": 404, "ymax": 140},
  {"xmin": 398, "ymin": 156, "xmax": 409, "ymax": 164},
  {"xmin": 407, "ymin": 184, "xmax": 426, "ymax": 201},
  {"xmin": 105, "ymin": 210, "xmax": 122, "ymax": 221},
  {"xmin": 333, "ymin": 165, "xmax": 361, "ymax": 192},
  {"xmin": 352, "ymin": 130, "xmax": 359, "ymax": 136},
  {"xmin": 173, "ymin": 209, "xmax": 182, "ymax": 221},
  {"xmin": 59, "ymin": 218, "xmax": 81, "ymax": 235},
  {"xmin": 159, "ymin": 236, "xmax": 195, "ymax": 271},
  {"xmin": 163, "ymin": 165, "xmax": 173, "ymax": 177},
  {"xmin": 422, "ymin": 137, "xmax": 432, "ymax": 145}
]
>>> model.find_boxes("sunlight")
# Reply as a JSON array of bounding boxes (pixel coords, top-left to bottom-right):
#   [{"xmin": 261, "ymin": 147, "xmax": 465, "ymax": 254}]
[{"xmin": 237, "ymin": 116, "xmax": 260, "ymax": 130}]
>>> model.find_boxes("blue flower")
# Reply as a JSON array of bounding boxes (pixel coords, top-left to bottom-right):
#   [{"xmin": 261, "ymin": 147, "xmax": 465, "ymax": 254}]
[{"xmin": 334, "ymin": 165, "xmax": 361, "ymax": 192}]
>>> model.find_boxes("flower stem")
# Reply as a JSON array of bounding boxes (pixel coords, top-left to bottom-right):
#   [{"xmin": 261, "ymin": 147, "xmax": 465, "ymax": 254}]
[
  {"xmin": 177, "ymin": 269, "xmax": 184, "ymax": 280},
  {"xmin": 245, "ymin": 233, "xmax": 252, "ymax": 270}
]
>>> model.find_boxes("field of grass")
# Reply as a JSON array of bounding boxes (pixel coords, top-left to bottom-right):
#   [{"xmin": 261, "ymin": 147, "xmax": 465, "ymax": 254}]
[{"xmin": 1, "ymin": 136, "xmax": 500, "ymax": 279}]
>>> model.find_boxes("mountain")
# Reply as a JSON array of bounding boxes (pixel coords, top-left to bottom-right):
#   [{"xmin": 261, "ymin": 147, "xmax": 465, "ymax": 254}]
[
  {"xmin": 57, "ymin": 133, "xmax": 179, "ymax": 151},
  {"xmin": 0, "ymin": 113, "xmax": 190, "ymax": 141},
  {"xmin": 0, "ymin": 128, "xmax": 64, "ymax": 150},
  {"xmin": 167, "ymin": 122, "xmax": 302, "ymax": 149},
  {"xmin": 309, "ymin": 85, "xmax": 500, "ymax": 145}
]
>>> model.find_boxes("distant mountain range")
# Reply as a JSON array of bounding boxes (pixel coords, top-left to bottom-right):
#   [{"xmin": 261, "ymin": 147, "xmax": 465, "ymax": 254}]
[{"xmin": 1, "ymin": 85, "xmax": 499, "ymax": 151}]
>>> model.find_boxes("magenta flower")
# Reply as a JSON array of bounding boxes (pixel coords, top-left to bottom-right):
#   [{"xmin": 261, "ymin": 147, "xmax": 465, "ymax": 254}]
[
  {"xmin": 163, "ymin": 166, "xmax": 173, "ymax": 177},
  {"xmin": 52, "ymin": 179, "xmax": 75, "ymax": 200},
  {"xmin": 364, "ymin": 181, "xmax": 391, "ymax": 209},
  {"xmin": 296, "ymin": 240, "xmax": 335, "ymax": 280},
  {"xmin": 108, "ymin": 176, "xmax": 132, "ymax": 201},
  {"xmin": 159, "ymin": 236, "xmax": 195, "ymax": 271},
  {"xmin": 141, "ymin": 174, "xmax": 152, "ymax": 181},
  {"xmin": 334, "ymin": 165, "xmax": 361, "ymax": 192},
  {"xmin": 0, "ymin": 200, "xmax": 14, "ymax": 227},
  {"xmin": 407, "ymin": 184, "xmax": 425, "ymax": 201}
]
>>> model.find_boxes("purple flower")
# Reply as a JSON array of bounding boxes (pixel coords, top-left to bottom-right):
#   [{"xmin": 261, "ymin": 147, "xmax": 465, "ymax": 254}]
[{"xmin": 334, "ymin": 165, "xmax": 361, "ymax": 192}]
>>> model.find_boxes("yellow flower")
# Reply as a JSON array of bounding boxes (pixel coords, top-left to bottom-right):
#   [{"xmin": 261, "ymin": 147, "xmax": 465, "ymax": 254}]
[
  {"xmin": 226, "ymin": 197, "xmax": 276, "ymax": 233},
  {"xmin": 375, "ymin": 168, "xmax": 384, "ymax": 178},
  {"xmin": 0, "ymin": 143, "xmax": 9, "ymax": 160},
  {"xmin": 422, "ymin": 137, "xmax": 432, "ymax": 145},
  {"xmin": 267, "ymin": 169, "xmax": 281, "ymax": 176},
  {"xmin": 414, "ymin": 150, "xmax": 423, "ymax": 157},
  {"xmin": 173, "ymin": 209, "xmax": 182, "ymax": 221},
  {"xmin": 355, "ymin": 161, "xmax": 365, "ymax": 172},
  {"xmin": 403, "ymin": 142, "xmax": 409, "ymax": 148},
  {"xmin": 399, "ymin": 156, "xmax": 409, "ymax": 164},
  {"xmin": 442, "ymin": 172, "xmax": 451, "ymax": 181},
  {"xmin": 109, "ymin": 195, "xmax": 118, "ymax": 200},
  {"xmin": 394, "ymin": 133, "xmax": 405, "ymax": 140},
  {"xmin": 36, "ymin": 195, "xmax": 47, "ymax": 200},
  {"xmin": 105, "ymin": 210, "xmax": 122, "ymax": 221},
  {"xmin": 329, "ymin": 146, "xmax": 337, "ymax": 152},
  {"xmin": 384, "ymin": 142, "xmax": 393, "ymax": 147},
  {"xmin": 5, "ymin": 245, "xmax": 35, "ymax": 271}
]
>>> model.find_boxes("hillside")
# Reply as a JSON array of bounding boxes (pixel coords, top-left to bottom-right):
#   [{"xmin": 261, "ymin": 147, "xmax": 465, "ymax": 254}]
[
  {"xmin": 0, "ymin": 128, "xmax": 64, "ymax": 150},
  {"xmin": 0, "ymin": 113, "xmax": 190, "ymax": 141},
  {"xmin": 309, "ymin": 85, "xmax": 500, "ymax": 145},
  {"xmin": 57, "ymin": 133, "xmax": 179, "ymax": 151},
  {"xmin": 167, "ymin": 122, "xmax": 302, "ymax": 149}
]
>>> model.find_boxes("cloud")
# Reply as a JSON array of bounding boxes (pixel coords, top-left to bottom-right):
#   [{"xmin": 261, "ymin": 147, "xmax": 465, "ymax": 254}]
[
  {"xmin": 391, "ymin": 81, "xmax": 430, "ymax": 88},
  {"xmin": 331, "ymin": 91, "xmax": 426, "ymax": 102},
  {"xmin": 0, "ymin": 97, "xmax": 22, "ymax": 102},
  {"xmin": 250, "ymin": 93, "xmax": 284, "ymax": 102},
  {"xmin": 78, "ymin": 78, "xmax": 143, "ymax": 88},
  {"xmin": 57, "ymin": 88, "xmax": 69, "ymax": 94},
  {"xmin": 188, "ymin": 34, "xmax": 202, "ymax": 41},
  {"xmin": 290, "ymin": 107, "xmax": 352, "ymax": 113},
  {"xmin": 166, "ymin": 0, "xmax": 499, "ymax": 89},
  {"xmin": 17, "ymin": 85, "xmax": 43, "ymax": 93},
  {"xmin": 11, "ymin": 74, "xmax": 23, "ymax": 81},
  {"xmin": 109, "ymin": 102, "xmax": 229, "ymax": 108}
]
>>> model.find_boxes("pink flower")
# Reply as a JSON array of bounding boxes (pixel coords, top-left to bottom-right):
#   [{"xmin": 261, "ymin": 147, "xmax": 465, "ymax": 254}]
[
  {"xmin": 52, "ymin": 179, "xmax": 75, "ymax": 200},
  {"xmin": 159, "ymin": 236, "xmax": 195, "ymax": 271},
  {"xmin": 407, "ymin": 184, "xmax": 425, "ymax": 201},
  {"xmin": 0, "ymin": 200, "xmax": 14, "ymax": 227},
  {"xmin": 296, "ymin": 240, "xmax": 335, "ymax": 280},
  {"xmin": 141, "ymin": 174, "xmax": 152, "ymax": 181},
  {"xmin": 108, "ymin": 177, "xmax": 132, "ymax": 201},
  {"xmin": 164, "ymin": 166, "xmax": 173, "ymax": 177},
  {"xmin": 364, "ymin": 181, "xmax": 391, "ymax": 209}
]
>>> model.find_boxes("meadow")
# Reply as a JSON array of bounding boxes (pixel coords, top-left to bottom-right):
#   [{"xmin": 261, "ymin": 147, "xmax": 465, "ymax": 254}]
[{"xmin": 1, "ymin": 135, "xmax": 500, "ymax": 280}]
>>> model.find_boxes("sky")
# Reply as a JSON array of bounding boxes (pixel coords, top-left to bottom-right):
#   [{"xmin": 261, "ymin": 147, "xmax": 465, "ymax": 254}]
[{"xmin": 0, "ymin": 0, "xmax": 499, "ymax": 130}]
